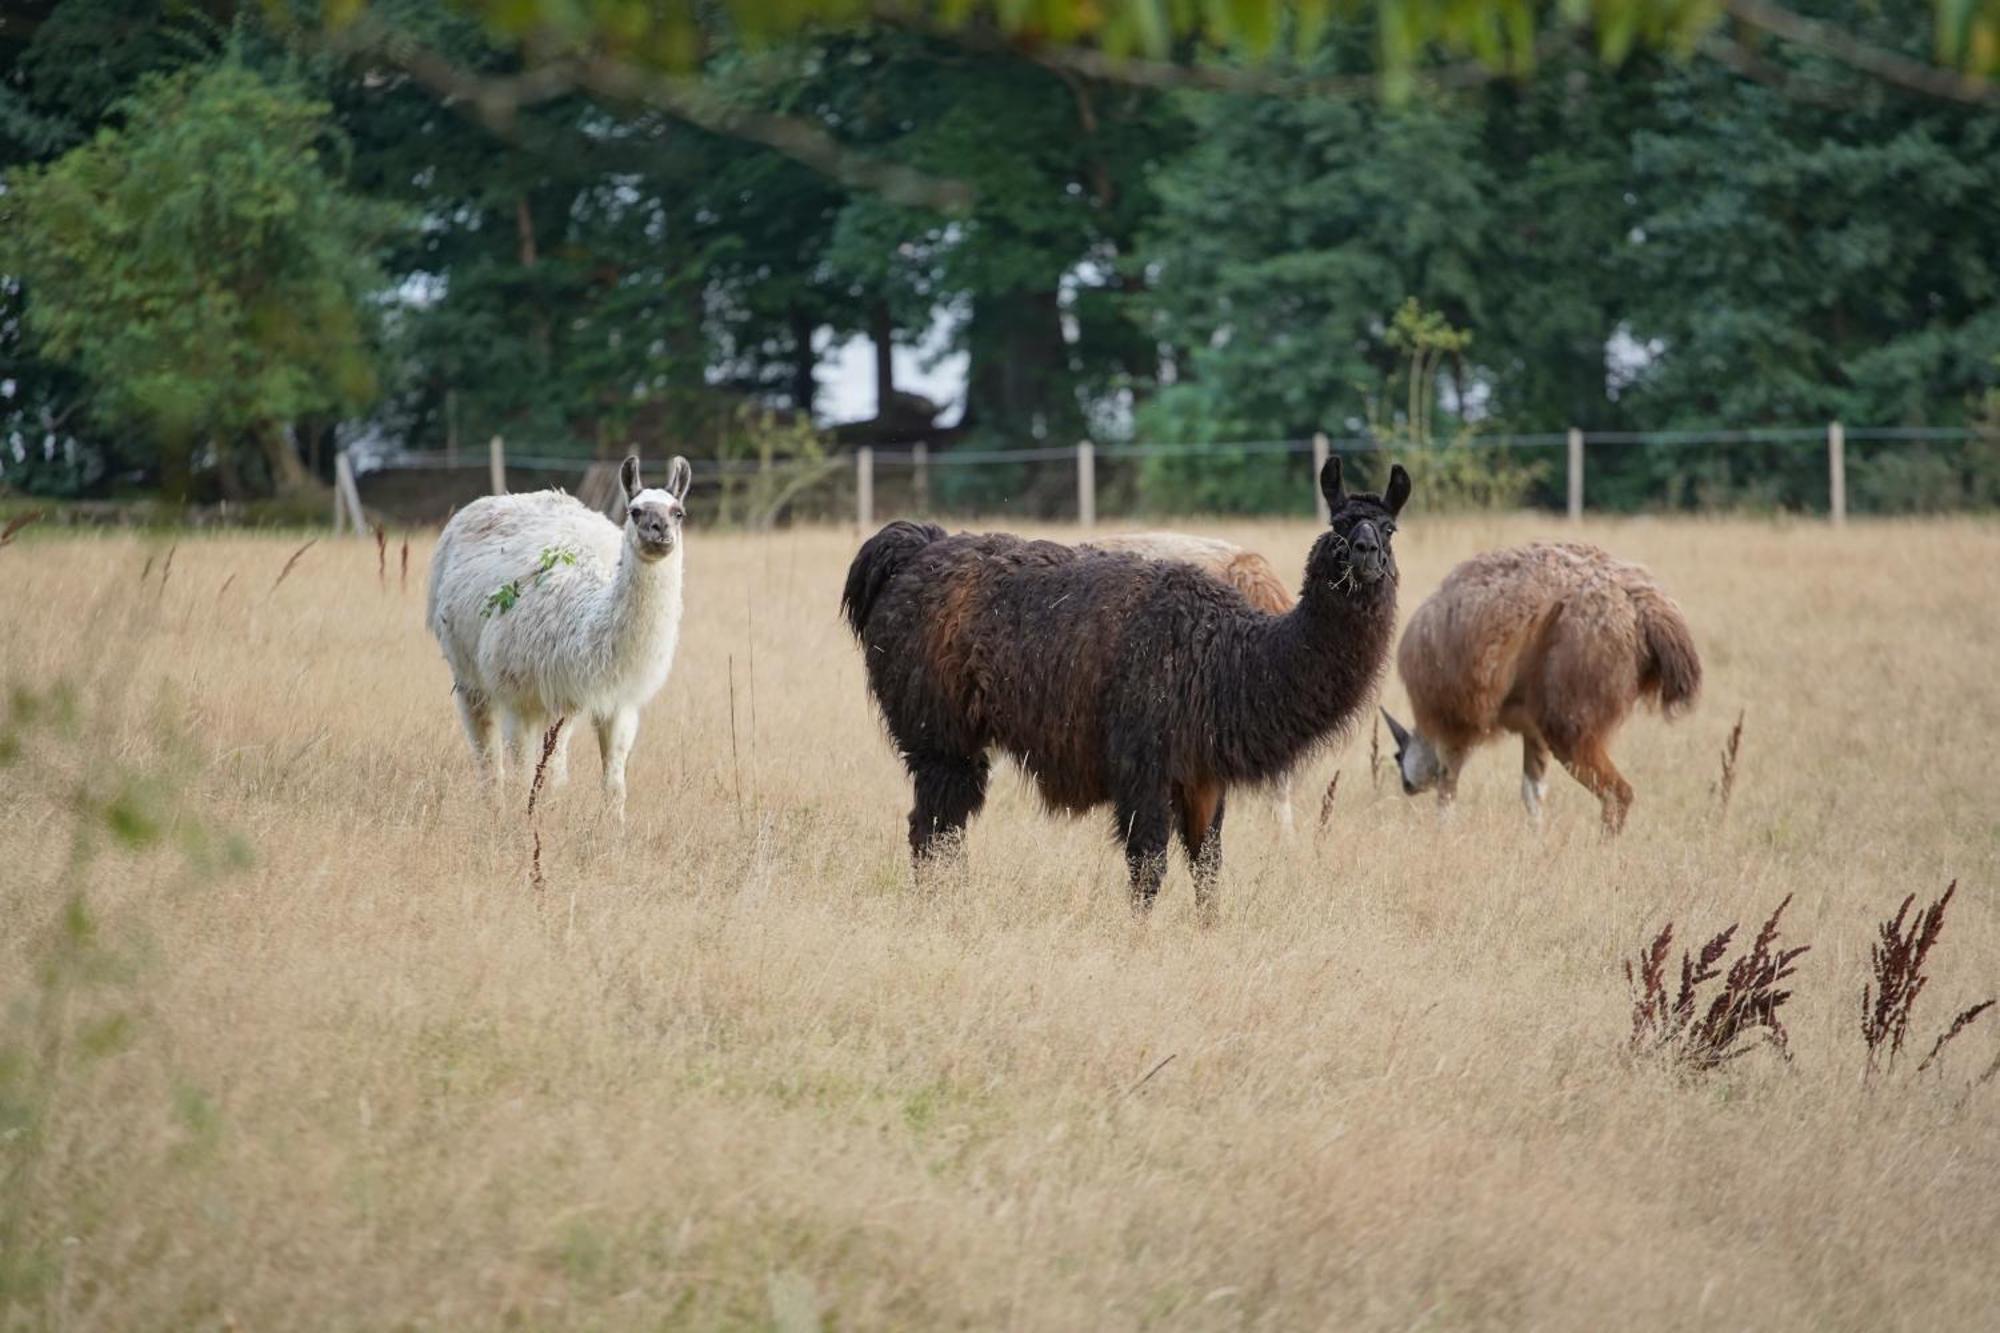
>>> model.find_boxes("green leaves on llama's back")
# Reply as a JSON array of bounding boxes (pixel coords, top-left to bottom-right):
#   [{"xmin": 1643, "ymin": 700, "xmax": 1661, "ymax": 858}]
[
  {"xmin": 481, "ymin": 581, "xmax": 523, "ymax": 618},
  {"xmin": 482, "ymin": 545, "xmax": 584, "ymax": 618},
  {"xmin": 536, "ymin": 544, "xmax": 581, "ymax": 575}
]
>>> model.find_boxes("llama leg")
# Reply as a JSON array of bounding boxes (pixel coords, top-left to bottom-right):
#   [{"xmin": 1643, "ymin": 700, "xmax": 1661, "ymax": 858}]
[
  {"xmin": 1176, "ymin": 781, "xmax": 1227, "ymax": 925},
  {"xmin": 1116, "ymin": 786, "xmax": 1174, "ymax": 913},
  {"xmin": 1275, "ymin": 773, "xmax": 1296, "ymax": 839},
  {"xmin": 1521, "ymin": 734, "xmax": 1552, "ymax": 825},
  {"xmin": 498, "ymin": 708, "xmax": 537, "ymax": 796},
  {"xmin": 453, "ymin": 687, "xmax": 500, "ymax": 785},
  {"xmin": 507, "ymin": 708, "xmax": 561, "ymax": 802},
  {"xmin": 906, "ymin": 752, "xmax": 989, "ymax": 870},
  {"xmin": 1561, "ymin": 738, "xmax": 1633, "ymax": 834},
  {"xmin": 595, "ymin": 708, "xmax": 639, "ymax": 820},
  {"xmin": 1434, "ymin": 748, "xmax": 1464, "ymax": 818}
]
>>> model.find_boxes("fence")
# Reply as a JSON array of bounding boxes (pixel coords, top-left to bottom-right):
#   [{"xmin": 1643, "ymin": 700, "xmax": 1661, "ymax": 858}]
[{"xmin": 336, "ymin": 423, "xmax": 1993, "ymax": 532}]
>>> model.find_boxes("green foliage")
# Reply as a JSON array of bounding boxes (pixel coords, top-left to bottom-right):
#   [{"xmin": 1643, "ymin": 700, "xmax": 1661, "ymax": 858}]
[
  {"xmin": 346, "ymin": 0, "xmax": 2000, "ymax": 80},
  {"xmin": 1623, "ymin": 41, "xmax": 2000, "ymax": 429},
  {"xmin": 1853, "ymin": 436, "xmax": 2000, "ymax": 513},
  {"xmin": 708, "ymin": 404, "xmax": 840, "ymax": 526},
  {"xmin": 1139, "ymin": 447, "xmax": 1309, "ymax": 517},
  {"xmin": 1, "ymin": 52, "xmax": 403, "ymax": 495},
  {"xmin": 1365, "ymin": 301, "xmax": 1545, "ymax": 511},
  {"xmin": 1139, "ymin": 82, "xmax": 1491, "ymax": 444},
  {"xmin": 536, "ymin": 544, "xmax": 580, "ymax": 576},
  {"xmin": 1139, "ymin": 21, "xmax": 1998, "ymax": 513},
  {"xmin": 481, "ymin": 580, "xmax": 523, "ymax": 618},
  {"xmin": 480, "ymin": 543, "xmax": 578, "ymax": 618},
  {"xmin": 1389, "ymin": 439, "xmax": 1548, "ymax": 512}
]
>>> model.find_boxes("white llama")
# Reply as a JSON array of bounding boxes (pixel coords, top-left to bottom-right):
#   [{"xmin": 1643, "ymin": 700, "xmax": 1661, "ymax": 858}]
[{"xmin": 427, "ymin": 455, "xmax": 690, "ymax": 816}]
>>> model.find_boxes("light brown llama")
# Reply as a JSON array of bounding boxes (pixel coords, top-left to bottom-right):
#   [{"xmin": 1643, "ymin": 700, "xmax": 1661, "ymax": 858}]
[
  {"xmin": 1082, "ymin": 532, "xmax": 1300, "ymax": 834},
  {"xmin": 1382, "ymin": 542, "xmax": 1700, "ymax": 831}
]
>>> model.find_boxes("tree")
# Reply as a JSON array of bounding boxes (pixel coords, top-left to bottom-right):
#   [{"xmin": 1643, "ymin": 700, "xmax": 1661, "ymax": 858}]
[
  {"xmin": 2, "ymin": 54, "xmax": 402, "ymax": 497},
  {"xmin": 1136, "ymin": 71, "xmax": 1494, "ymax": 509},
  {"xmin": 1, "ymin": 0, "xmax": 232, "ymax": 496}
]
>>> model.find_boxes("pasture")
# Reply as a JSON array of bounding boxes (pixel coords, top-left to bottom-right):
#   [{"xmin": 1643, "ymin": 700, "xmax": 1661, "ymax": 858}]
[{"xmin": 4, "ymin": 514, "xmax": 1999, "ymax": 1330}]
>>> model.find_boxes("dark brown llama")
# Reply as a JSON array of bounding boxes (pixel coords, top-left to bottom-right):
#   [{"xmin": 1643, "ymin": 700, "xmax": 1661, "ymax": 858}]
[
  {"xmin": 841, "ymin": 458, "xmax": 1411, "ymax": 913},
  {"xmin": 1382, "ymin": 542, "xmax": 1700, "ymax": 832},
  {"xmin": 1080, "ymin": 531, "xmax": 1301, "ymax": 834}
]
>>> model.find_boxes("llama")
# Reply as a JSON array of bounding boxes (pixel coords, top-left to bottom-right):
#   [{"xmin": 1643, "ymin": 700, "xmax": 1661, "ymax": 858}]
[
  {"xmin": 1080, "ymin": 531, "xmax": 1300, "ymax": 835},
  {"xmin": 1381, "ymin": 541, "xmax": 1700, "ymax": 832},
  {"xmin": 427, "ymin": 455, "xmax": 691, "ymax": 816},
  {"xmin": 842, "ymin": 458, "xmax": 1411, "ymax": 914}
]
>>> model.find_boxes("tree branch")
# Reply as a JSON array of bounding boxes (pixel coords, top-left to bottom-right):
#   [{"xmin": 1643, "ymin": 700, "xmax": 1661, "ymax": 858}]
[
  {"xmin": 899, "ymin": 18, "xmax": 1567, "ymax": 101},
  {"xmin": 1696, "ymin": 34, "xmax": 1850, "ymax": 107},
  {"xmin": 328, "ymin": 18, "xmax": 973, "ymax": 212},
  {"xmin": 569, "ymin": 55, "xmax": 972, "ymax": 211},
  {"xmin": 1721, "ymin": 0, "xmax": 2000, "ymax": 105}
]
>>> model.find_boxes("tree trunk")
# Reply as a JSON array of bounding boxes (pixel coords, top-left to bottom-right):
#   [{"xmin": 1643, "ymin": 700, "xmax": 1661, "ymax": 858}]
[
  {"xmin": 213, "ymin": 438, "xmax": 248, "ymax": 502},
  {"xmin": 870, "ymin": 299, "xmax": 896, "ymax": 420},
  {"xmin": 789, "ymin": 305, "xmax": 817, "ymax": 417},
  {"xmin": 258, "ymin": 422, "xmax": 319, "ymax": 497},
  {"xmin": 963, "ymin": 286, "xmax": 1074, "ymax": 442},
  {"xmin": 516, "ymin": 192, "xmax": 552, "ymax": 372}
]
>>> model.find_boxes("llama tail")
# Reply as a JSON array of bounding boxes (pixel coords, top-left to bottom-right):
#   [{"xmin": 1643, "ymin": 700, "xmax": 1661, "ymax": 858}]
[
  {"xmin": 841, "ymin": 520, "xmax": 947, "ymax": 639},
  {"xmin": 1634, "ymin": 588, "xmax": 1701, "ymax": 718}
]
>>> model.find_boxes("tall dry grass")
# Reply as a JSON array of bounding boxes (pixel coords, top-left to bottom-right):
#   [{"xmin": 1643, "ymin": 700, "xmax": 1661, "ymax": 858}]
[{"xmin": 3, "ymin": 513, "xmax": 1999, "ymax": 1330}]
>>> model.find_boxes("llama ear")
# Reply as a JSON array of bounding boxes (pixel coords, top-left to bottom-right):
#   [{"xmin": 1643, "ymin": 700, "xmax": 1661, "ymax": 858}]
[
  {"xmin": 1318, "ymin": 456, "xmax": 1345, "ymax": 517},
  {"xmin": 619, "ymin": 455, "xmax": 642, "ymax": 502},
  {"xmin": 1381, "ymin": 707, "xmax": 1411, "ymax": 749},
  {"xmin": 1384, "ymin": 463, "xmax": 1412, "ymax": 518},
  {"xmin": 666, "ymin": 455, "xmax": 692, "ymax": 501}
]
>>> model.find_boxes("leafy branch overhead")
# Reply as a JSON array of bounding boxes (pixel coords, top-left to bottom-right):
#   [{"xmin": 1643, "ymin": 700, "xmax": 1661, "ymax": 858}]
[
  {"xmin": 324, "ymin": 0, "xmax": 2000, "ymax": 92},
  {"xmin": 314, "ymin": 0, "xmax": 1998, "ymax": 213}
]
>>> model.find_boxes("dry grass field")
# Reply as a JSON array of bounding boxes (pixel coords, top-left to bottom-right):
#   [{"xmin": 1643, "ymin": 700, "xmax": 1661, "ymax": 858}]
[{"xmin": 4, "ymin": 511, "xmax": 2000, "ymax": 1330}]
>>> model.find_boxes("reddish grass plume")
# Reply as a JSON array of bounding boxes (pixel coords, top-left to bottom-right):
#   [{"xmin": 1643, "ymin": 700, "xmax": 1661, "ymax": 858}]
[
  {"xmin": 269, "ymin": 539, "xmax": 318, "ymax": 593},
  {"xmin": 1862, "ymin": 879, "xmax": 1996, "ymax": 1076},
  {"xmin": 1714, "ymin": 709, "xmax": 1745, "ymax": 819},
  {"xmin": 1318, "ymin": 770, "xmax": 1341, "ymax": 832},
  {"xmin": 1627, "ymin": 894, "xmax": 1808, "ymax": 1071}
]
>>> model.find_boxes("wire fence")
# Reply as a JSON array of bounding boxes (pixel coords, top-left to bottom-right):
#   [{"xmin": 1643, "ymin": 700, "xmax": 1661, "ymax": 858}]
[{"xmin": 340, "ymin": 423, "xmax": 1997, "ymax": 531}]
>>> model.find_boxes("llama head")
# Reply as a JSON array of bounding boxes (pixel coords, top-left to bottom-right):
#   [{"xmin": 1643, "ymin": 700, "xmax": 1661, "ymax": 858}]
[
  {"xmin": 1379, "ymin": 708, "xmax": 1442, "ymax": 795},
  {"xmin": 621, "ymin": 454, "xmax": 692, "ymax": 562},
  {"xmin": 1306, "ymin": 457, "xmax": 1411, "ymax": 593}
]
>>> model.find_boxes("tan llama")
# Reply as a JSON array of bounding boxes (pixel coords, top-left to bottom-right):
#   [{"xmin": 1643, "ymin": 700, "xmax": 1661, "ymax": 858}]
[{"xmin": 1383, "ymin": 542, "xmax": 1700, "ymax": 831}]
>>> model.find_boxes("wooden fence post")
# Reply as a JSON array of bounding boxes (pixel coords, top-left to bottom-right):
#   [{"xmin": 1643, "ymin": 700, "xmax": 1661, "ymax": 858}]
[
  {"xmin": 1828, "ymin": 421, "xmax": 1846, "ymax": 525},
  {"xmin": 912, "ymin": 442, "xmax": 930, "ymax": 515},
  {"xmin": 1076, "ymin": 439, "xmax": 1096, "ymax": 528},
  {"xmin": 488, "ymin": 435, "xmax": 507, "ymax": 495},
  {"xmin": 334, "ymin": 451, "xmax": 365, "ymax": 537},
  {"xmin": 1312, "ymin": 432, "xmax": 1331, "ymax": 525},
  {"xmin": 856, "ymin": 446, "xmax": 875, "ymax": 529},
  {"xmin": 1567, "ymin": 427, "xmax": 1584, "ymax": 522}
]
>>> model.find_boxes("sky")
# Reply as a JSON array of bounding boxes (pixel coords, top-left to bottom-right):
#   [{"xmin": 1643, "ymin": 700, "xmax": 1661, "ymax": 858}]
[{"xmin": 814, "ymin": 316, "xmax": 967, "ymax": 428}]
